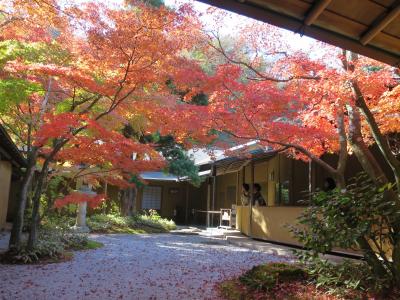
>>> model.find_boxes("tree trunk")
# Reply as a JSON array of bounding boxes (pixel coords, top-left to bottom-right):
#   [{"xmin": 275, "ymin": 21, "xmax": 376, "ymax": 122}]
[
  {"xmin": 335, "ymin": 107, "xmax": 348, "ymax": 191},
  {"xmin": 27, "ymin": 162, "xmax": 49, "ymax": 250},
  {"xmin": 347, "ymin": 102, "xmax": 400, "ymax": 285},
  {"xmin": 393, "ymin": 239, "xmax": 400, "ymax": 285},
  {"xmin": 351, "ymin": 80, "xmax": 400, "ymax": 191},
  {"xmin": 8, "ymin": 159, "xmax": 36, "ymax": 250},
  {"xmin": 347, "ymin": 104, "xmax": 388, "ymax": 185},
  {"xmin": 130, "ymin": 186, "xmax": 137, "ymax": 214},
  {"xmin": 106, "ymin": 198, "xmax": 112, "ymax": 214},
  {"xmin": 120, "ymin": 187, "xmax": 136, "ymax": 216},
  {"xmin": 358, "ymin": 237, "xmax": 391, "ymax": 279},
  {"xmin": 334, "ymin": 173, "xmax": 346, "ymax": 190},
  {"xmin": 120, "ymin": 190, "xmax": 127, "ymax": 216},
  {"xmin": 120, "ymin": 189, "xmax": 131, "ymax": 217}
]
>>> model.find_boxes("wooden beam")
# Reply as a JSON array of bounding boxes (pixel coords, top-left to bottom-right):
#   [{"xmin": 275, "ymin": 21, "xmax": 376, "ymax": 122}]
[
  {"xmin": 222, "ymin": 159, "xmax": 236, "ymax": 174},
  {"xmin": 360, "ymin": 3, "xmax": 400, "ymax": 45},
  {"xmin": 197, "ymin": 0, "xmax": 400, "ymax": 66},
  {"xmin": 249, "ymin": 160, "xmax": 254, "ymax": 237},
  {"xmin": 304, "ymin": 0, "xmax": 332, "ymax": 26}
]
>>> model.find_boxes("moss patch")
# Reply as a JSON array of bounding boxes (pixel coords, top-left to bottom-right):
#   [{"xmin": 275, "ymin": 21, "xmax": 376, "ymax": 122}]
[
  {"xmin": 219, "ymin": 277, "xmax": 342, "ymax": 300},
  {"xmin": 217, "ymin": 262, "xmax": 399, "ymax": 300},
  {"xmin": 71, "ymin": 239, "xmax": 104, "ymax": 251},
  {"xmin": 239, "ymin": 262, "xmax": 307, "ymax": 292},
  {"xmin": 219, "ymin": 262, "xmax": 308, "ymax": 300},
  {"xmin": 219, "ymin": 279, "xmax": 251, "ymax": 300},
  {"xmin": 84, "ymin": 240, "xmax": 104, "ymax": 250}
]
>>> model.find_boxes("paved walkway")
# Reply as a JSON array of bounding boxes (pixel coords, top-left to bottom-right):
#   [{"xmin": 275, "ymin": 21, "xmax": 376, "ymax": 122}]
[{"xmin": 0, "ymin": 233, "xmax": 292, "ymax": 300}]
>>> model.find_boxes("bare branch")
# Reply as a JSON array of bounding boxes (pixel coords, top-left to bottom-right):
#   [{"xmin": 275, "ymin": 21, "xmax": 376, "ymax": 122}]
[{"xmin": 209, "ymin": 34, "xmax": 320, "ymax": 82}]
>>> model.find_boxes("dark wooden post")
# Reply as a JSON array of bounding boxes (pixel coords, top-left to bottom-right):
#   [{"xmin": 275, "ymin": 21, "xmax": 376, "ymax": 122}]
[
  {"xmin": 249, "ymin": 160, "xmax": 254, "ymax": 237},
  {"xmin": 212, "ymin": 164, "xmax": 216, "ymax": 227},
  {"xmin": 206, "ymin": 177, "xmax": 211, "ymax": 227},
  {"xmin": 185, "ymin": 183, "xmax": 189, "ymax": 224}
]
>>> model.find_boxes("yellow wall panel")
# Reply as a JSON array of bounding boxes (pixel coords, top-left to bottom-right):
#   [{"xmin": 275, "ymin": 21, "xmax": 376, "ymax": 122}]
[
  {"xmin": 251, "ymin": 206, "xmax": 305, "ymax": 245},
  {"xmin": 0, "ymin": 161, "xmax": 12, "ymax": 230},
  {"xmin": 236, "ymin": 205, "xmax": 250, "ymax": 236}
]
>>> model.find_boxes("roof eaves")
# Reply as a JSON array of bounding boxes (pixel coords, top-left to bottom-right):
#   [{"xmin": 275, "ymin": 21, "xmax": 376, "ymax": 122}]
[{"xmin": 0, "ymin": 125, "xmax": 27, "ymax": 168}]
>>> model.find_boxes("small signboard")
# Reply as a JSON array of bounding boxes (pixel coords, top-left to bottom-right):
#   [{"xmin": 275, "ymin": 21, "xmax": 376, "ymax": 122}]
[{"xmin": 220, "ymin": 209, "xmax": 232, "ymax": 229}]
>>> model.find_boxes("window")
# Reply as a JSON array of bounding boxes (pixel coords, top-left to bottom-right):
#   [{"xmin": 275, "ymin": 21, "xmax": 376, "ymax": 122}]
[
  {"xmin": 142, "ymin": 186, "xmax": 162, "ymax": 210},
  {"xmin": 227, "ymin": 186, "xmax": 236, "ymax": 205},
  {"xmin": 275, "ymin": 180, "xmax": 290, "ymax": 206}
]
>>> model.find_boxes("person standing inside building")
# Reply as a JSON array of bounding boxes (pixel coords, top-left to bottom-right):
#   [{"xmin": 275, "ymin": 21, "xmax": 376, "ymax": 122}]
[
  {"xmin": 253, "ymin": 183, "xmax": 266, "ymax": 206},
  {"xmin": 241, "ymin": 183, "xmax": 250, "ymax": 206}
]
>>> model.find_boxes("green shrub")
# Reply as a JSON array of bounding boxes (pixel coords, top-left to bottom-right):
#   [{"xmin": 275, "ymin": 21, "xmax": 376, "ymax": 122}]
[
  {"xmin": 40, "ymin": 217, "xmax": 88, "ymax": 250},
  {"xmin": 290, "ymin": 173, "xmax": 399, "ymax": 290},
  {"xmin": 87, "ymin": 211, "xmax": 176, "ymax": 234},
  {"xmin": 293, "ymin": 252, "xmax": 390, "ymax": 297},
  {"xmin": 239, "ymin": 262, "xmax": 307, "ymax": 292},
  {"xmin": 134, "ymin": 212, "xmax": 176, "ymax": 231},
  {"xmin": 1, "ymin": 226, "xmax": 97, "ymax": 264},
  {"xmin": 87, "ymin": 214, "xmax": 119, "ymax": 232},
  {"xmin": 41, "ymin": 215, "xmax": 76, "ymax": 230},
  {"xmin": 3, "ymin": 229, "xmax": 66, "ymax": 264},
  {"xmin": 62, "ymin": 232, "xmax": 89, "ymax": 250}
]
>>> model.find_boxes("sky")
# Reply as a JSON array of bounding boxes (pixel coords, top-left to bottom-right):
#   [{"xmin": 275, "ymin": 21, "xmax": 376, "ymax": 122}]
[
  {"xmin": 164, "ymin": 0, "xmax": 317, "ymax": 52},
  {"xmin": 64, "ymin": 0, "xmax": 317, "ymax": 52}
]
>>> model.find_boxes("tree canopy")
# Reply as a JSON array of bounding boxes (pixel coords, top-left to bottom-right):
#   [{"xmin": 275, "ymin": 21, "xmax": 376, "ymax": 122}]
[{"xmin": 2, "ymin": 2, "xmax": 400, "ymax": 283}]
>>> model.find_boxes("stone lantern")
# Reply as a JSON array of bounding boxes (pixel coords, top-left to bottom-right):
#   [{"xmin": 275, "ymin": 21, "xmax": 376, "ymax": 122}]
[{"xmin": 73, "ymin": 184, "xmax": 96, "ymax": 233}]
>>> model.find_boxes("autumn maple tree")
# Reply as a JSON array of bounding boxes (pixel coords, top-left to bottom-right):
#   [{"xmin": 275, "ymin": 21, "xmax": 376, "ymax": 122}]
[
  {"xmin": 190, "ymin": 18, "xmax": 400, "ymax": 285},
  {"xmin": 2, "ymin": 0, "xmax": 400, "ymax": 288},
  {"xmin": 0, "ymin": 0, "xmax": 208, "ymax": 250}
]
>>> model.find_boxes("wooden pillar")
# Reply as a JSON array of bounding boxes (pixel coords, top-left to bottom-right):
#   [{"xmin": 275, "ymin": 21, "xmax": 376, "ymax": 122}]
[
  {"xmin": 236, "ymin": 171, "xmax": 240, "ymax": 206},
  {"xmin": 185, "ymin": 183, "xmax": 189, "ymax": 224},
  {"xmin": 249, "ymin": 161, "xmax": 254, "ymax": 237},
  {"xmin": 212, "ymin": 164, "xmax": 216, "ymax": 227},
  {"xmin": 206, "ymin": 178, "xmax": 211, "ymax": 227},
  {"xmin": 241, "ymin": 166, "xmax": 246, "ymax": 231},
  {"xmin": 308, "ymin": 160, "xmax": 312, "ymax": 201},
  {"xmin": 308, "ymin": 160, "xmax": 316, "ymax": 199},
  {"xmin": 289, "ymin": 159, "xmax": 294, "ymax": 204},
  {"xmin": 278, "ymin": 154, "xmax": 282, "ymax": 205}
]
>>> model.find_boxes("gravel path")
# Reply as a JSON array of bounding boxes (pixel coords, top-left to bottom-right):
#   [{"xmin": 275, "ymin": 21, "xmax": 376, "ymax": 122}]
[{"xmin": 0, "ymin": 233, "xmax": 291, "ymax": 300}]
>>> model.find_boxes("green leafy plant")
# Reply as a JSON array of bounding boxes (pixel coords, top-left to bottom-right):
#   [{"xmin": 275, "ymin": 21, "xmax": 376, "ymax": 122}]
[
  {"xmin": 87, "ymin": 211, "xmax": 176, "ymax": 234},
  {"xmin": 2, "ymin": 229, "xmax": 68, "ymax": 264},
  {"xmin": 293, "ymin": 251, "xmax": 390, "ymax": 297},
  {"xmin": 290, "ymin": 173, "xmax": 399, "ymax": 292},
  {"xmin": 1, "ymin": 223, "xmax": 101, "ymax": 264}
]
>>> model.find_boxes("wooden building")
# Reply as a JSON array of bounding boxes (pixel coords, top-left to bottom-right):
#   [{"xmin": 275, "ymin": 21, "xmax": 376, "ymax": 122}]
[
  {"xmin": 131, "ymin": 171, "xmax": 207, "ymax": 224},
  {"xmin": 0, "ymin": 125, "xmax": 26, "ymax": 230},
  {"xmin": 135, "ymin": 143, "xmax": 392, "ymax": 248},
  {"xmin": 186, "ymin": 0, "xmax": 400, "ymax": 247}
]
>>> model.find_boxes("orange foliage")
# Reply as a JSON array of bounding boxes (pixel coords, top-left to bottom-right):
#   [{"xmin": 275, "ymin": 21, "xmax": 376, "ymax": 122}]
[
  {"xmin": 196, "ymin": 22, "xmax": 399, "ymax": 160},
  {"xmin": 1, "ymin": 0, "xmax": 210, "ymax": 190},
  {"xmin": 54, "ymin": 192, "xmax": 106, "ymax": 208}
]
